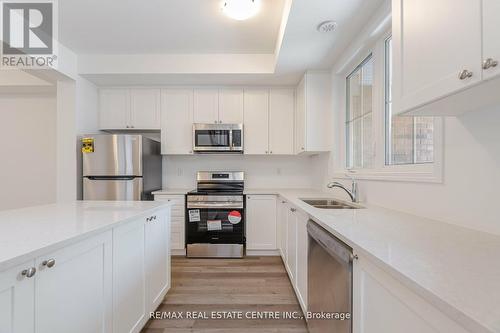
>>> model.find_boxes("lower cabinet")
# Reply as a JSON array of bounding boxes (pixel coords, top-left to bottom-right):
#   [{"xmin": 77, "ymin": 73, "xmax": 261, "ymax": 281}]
[
  {"xmin": 295, "ymin": 212, "xmax": 308, "ymax": 310},
  {"xmin": 0, "ymin": 208, "xmax": 171, "ymax": 333},
  {"xmin": 285, "ymin": 205, "xmax": 297, "ymax": 283},
  {"xmin": 0, "ymin": 261, "xmax": 35, "ymax": 333},
  {"xmin": 246, "ymin": 195, "xmax": 277, "ymax": 250},
  {"xmin": 154, "ymin": 194, "xmax": 185, "ymax": 252},
  {"xmin": 353, "ymin": 255, "xmax": 471, "ymax": 333}
]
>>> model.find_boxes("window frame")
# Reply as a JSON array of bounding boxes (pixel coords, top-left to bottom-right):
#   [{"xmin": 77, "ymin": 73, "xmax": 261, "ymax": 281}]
[{"xmin": 333, "ymin": 30, "xmax": 443, "ymax": 183}]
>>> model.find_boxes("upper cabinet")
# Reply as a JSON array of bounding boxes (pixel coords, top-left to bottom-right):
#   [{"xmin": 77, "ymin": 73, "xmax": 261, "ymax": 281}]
[
  {"xmin": 269, "ymin": 88, "xmax": 295, "ymax": 155},
  {"xmin": 99, "ymin": 88, "xmax": 161, "ymax": 130},
  {"xmin": 161, "ymin": 89, "xmax": 194, "ymax": 155},
  {"xmin": 193, "ymin": 88, "xmax": 219, "ymax": 123},
  {"xmin": 295, "ymin": 72, "xmax": 332, "ymax": 153},
  {"xmin": 393, "ymin": 0, "xmax": 500, "ymax": 116},
  {"xmin": 243, "ymin": 88, "xmax": 295, "ymax": 155},
  {"xmin": 243, "ymin": 88, "xmax": 269, "ymax": 155},
  {"xmin": 218, "ymin": 88, "xmax": 244, "ymax": 123},
  {"xmin": 193, "ymin": 88, "xmax": 243, "ymax": 124}
]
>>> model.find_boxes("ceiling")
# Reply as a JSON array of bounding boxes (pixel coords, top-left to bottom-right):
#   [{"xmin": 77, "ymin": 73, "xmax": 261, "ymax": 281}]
[
  {"xmin": 56, "ymin": 0, "xmax": 388, "ymax": 86},
  {"xmin": 59, "ymin": 0, "xmax": 285, "ymax": 54}
]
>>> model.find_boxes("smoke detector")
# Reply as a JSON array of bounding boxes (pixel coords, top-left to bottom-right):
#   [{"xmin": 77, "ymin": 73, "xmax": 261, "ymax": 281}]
[{"xmin": 317, "ymin": 20, "xmax": 337, "ymax": 33}]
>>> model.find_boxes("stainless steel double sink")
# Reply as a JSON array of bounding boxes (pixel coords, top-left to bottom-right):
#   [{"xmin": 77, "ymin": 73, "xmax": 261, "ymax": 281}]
[{"xmin": 300, "ymin": 198, "xmax": 362, "ymax": 209}]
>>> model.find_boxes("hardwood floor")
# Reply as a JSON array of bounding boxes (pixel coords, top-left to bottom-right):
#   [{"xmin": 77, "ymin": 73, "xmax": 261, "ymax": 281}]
[{"xmin": 141, "ymin": 256, "xmax": 308, "ymax": 333}]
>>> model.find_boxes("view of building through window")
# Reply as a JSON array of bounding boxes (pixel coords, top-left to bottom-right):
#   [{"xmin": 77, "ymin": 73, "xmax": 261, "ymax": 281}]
[
  {"xmin": 346, "ymin": 55, "xmax": 374, "ymax": 169},
  {"xmin": 385, "ymin": 37, "xmax": 434, "ymax": 165}
]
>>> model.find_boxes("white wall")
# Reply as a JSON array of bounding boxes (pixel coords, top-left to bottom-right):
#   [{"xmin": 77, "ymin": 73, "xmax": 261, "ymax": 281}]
[
  {"xmin": 316, "ymin": 103, "xmax": 500, "ymax": 236},
  {"xmin": 162, "ymin": 155, "xmax": 317, "ymax": 189},
  {"xmin": 0, "ymin": 94, "xmax": 57, "ymax": 210}
]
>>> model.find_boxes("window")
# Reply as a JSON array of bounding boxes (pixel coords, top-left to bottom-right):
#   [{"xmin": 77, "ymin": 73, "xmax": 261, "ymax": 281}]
[
  {"xmin": 384, "ymin": 36, "xmax": 434, "ymax": 165},
  {"xmin": 346, "ymin": 55, "xmax": 374, "ymax": 169}
]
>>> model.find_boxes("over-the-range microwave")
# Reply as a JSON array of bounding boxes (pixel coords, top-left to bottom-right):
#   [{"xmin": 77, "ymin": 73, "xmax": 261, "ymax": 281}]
[{"xmin": 192, "ymin": 123, "xmax": 243, "ymax": 153}]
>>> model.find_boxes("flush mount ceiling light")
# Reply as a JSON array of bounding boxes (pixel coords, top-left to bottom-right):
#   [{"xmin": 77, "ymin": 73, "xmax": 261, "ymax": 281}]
[
  {"xmin": 317, "ymin": 20, "xmax": 337, "ymax": 33},
  {"xmin": 221, "ymin": 0, "xmax": 261, "ymax": 21}
]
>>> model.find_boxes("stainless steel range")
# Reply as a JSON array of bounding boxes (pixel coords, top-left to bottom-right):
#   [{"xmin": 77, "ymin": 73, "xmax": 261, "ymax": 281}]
[{"xmin": 185, "ymin": 171, "xmax": 245, "ymax": 258}]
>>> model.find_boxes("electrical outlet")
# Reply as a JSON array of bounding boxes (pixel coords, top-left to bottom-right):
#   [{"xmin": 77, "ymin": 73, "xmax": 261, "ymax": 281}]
[{"xmin": 177, "ymin": 168, "xmax": 183, "ymax": 176}]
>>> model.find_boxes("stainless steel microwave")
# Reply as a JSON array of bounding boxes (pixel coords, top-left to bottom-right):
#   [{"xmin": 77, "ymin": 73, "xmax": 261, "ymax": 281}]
[{"xmin": 193, "ymin": 123, "xmax": 243, "ymax": 153}]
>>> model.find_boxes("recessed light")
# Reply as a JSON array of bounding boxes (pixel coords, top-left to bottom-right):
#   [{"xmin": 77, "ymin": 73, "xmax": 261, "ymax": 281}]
[
  {"xmin": 317, "ymin": 20, "xmax": 337, "ymax": 33},
  {"xmin": 222, "ymin": 0, "xmax": 261, "ymax": 21}
]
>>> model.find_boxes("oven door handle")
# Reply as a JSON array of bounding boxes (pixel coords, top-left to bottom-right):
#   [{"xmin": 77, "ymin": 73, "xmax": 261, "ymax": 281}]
[{"xmin": 187, "ymin": 202, "xmax": 243, "ymax": 209}]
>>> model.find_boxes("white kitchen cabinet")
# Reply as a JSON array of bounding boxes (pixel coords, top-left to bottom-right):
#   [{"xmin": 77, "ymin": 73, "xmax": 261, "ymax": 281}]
[
  {"xmin": 286, "ymin": 205, "xmax": 298, "ymax": 283},
  {"xmin": 482, "ymin": 0, "xmax": 500, "ymax": 80},
  {"xmin": 35, "ymin": 231, "xmax": 112, "ymax": 333},
  {"xmin": 278, "ymin": 199, "xmax": 289, "ymax": 259},
  {"xmin": 154, "ymin": 194, "xmax": 186, "ymax": 253},
  {"xmin": 218, "ymin": 88, "xmax": 244, "ymax": 123},
  {"xmin": 246, "ymin": 195, "xmax": 277, "ymax": 250},
  {"xmin": 161, "ymin": 89, "xmax": 194, "ymax": 155},
  {"xmin": 295, "ymin": 211, "xmax": 308, "ymax": 311},
  {"xmin": 269, "ymin": 88, "xmax": 295, "ymax": 155},
  {"xmin": 0, "ymin": 261, "xmax": 35, "ymax": 333},
  {"xmin": 130, "ymin": 89, "xmax": 161, "ymax": 130},
  {"xmin": 392, "ymin": 0, "xmax": 495, "ymax": 116},
  {"xmin": 353, "ymin": 255, "xmax": 470, "ymax": 333},
  {"xmin": 145, "ymin": 208, "xmax": 171, "ymax": 311},
  {"xmin": 112, "ymin": 218, "xmax": 146, "ymax": 333},
  {"xmin": 243, "ymin": 89, "xmax": 269, "ymax": 154},
  {"xmin": 100, "ymin": 88, "xmax": 160, "ymax": 130},
  {"xmin": 193, "ymin": 88, "xmax": 219, "ymax": 123},
  {"xmin": 295, "ymin": 71, "xmax": 331, "ymax": 153},
  {"xmin": 100, "ymin": 89, "xmax": 130, "ymax": 130}
]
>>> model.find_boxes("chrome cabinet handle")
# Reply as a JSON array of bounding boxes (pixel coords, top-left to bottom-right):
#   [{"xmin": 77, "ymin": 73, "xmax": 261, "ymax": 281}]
[
  {"xmin": 458, "ymin": 69, "xmax": 473, "ymax": 80},
  {"xmin": 22, "ymin": 267, "xmax": 36, "ymax": 278},
  {"xmin": 42, "ymin": 259, "xmax": 56, "ymax": 268},
  {"xmin": 290, "ymin": 208, "xmax": 296, "ymax": 212},
  {"xmin": 146, "ymin": 215, "xmax": 157, "ymax": 222},
  {"xmin": 483, "ymin": 58, "xmax": 498, "ymax": 70},
  {"xmin": 281, "ymin": 201, "xmax": 286, "ymax": 204}
]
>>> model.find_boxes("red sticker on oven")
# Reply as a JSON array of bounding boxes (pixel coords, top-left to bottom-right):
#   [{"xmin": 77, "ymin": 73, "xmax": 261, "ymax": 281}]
[{"xmin": 228, "ymin": 211, "xmax": 242, "ymax": 224}]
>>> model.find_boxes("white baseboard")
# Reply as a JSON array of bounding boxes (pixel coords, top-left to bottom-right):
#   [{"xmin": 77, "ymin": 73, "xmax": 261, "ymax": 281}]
[
  {"xmin": 246, "ymin": 249, "xmax": 280, "ymax": 256},
  {"xmin": 172, "ymin": 249, "xmax": 186, "ymax": 256}
]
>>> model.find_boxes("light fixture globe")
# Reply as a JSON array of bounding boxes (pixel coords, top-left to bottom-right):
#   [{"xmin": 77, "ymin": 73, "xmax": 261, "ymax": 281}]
[{"xmin": 222, "ymin": 0, "xmax": 261, "ymax": 21}]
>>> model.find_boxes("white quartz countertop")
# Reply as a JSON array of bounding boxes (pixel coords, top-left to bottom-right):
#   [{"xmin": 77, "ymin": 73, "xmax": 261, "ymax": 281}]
[
  {"xmin": 251, "ymin": 189, "xmax": 500, "ymax": 333},
  {"xmin": 0, "ymin": 201, "xmax": 171, "ymax": 271}
]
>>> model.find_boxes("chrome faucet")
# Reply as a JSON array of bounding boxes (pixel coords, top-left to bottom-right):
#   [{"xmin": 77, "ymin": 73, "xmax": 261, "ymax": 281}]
[{"xmin": 326, "ymin": 177, "xmax": 358, "ymax": 203}]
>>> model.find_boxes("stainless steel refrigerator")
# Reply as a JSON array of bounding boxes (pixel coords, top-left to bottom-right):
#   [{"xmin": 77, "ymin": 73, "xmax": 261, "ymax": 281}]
[{"xmin": 82, "ymin": 134, "xmax": 161, "ymax": 201}]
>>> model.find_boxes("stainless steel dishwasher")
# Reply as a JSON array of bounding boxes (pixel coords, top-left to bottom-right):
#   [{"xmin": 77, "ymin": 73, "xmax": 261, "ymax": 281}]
[{"xmin": 307, "ymin": 220, "xmax": 353, "ymax": 333}]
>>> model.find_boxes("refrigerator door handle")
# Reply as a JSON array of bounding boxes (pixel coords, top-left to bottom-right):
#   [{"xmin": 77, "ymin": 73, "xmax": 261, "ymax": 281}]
[{"xmin": 86, "ymin": 176, "xmax": 138, "ymax": 181}]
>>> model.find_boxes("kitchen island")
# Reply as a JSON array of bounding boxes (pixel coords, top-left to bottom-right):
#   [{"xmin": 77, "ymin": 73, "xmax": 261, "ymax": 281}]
[{"xmin": 0, "ymin": 201, "xmax": 172, "ymax": 333}]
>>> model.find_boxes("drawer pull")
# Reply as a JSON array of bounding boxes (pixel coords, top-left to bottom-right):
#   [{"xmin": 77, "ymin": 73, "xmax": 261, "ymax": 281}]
[{"xmin": 21, "ymin": 267, "xmax": 36, "ymax": 278}]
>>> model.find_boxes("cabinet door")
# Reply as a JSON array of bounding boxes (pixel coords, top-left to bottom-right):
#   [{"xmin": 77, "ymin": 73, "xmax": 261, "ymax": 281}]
[
  {"xmin": 155, "ymin": 195, "xmax": 186, "ymax": 250},
  {"xmin": 0, "ymin": 261, "xmax": 35, "ymax": 333},
  {"xmin": 35, "ymin": 232, "xmax": 112, "ymax": 333},
  {"xmin": 279, "ymin": 200, "xmax": 289, "ymax": 260},
  {"xmin": 392, "ymin": 0, "xmax": 482, "ymax": 114},
  {"xmin": 193, "ymin": 88, "xmax": 219, "ymax": 123},
  {"xmin": 243, "ymin": 89, "xmax": 269, "ymax": 154},
  {"xmin": 113, "ymin": 219, "xmax": 146, "ymax": 333},
  {"xmin": 246, "ymin": 195, "xmax": 277, "ymax": 250},
  {"xmin": 286, "ymin": 207, "xmax": 297, "ymax": 283},
  {"xmin": 100, "ymin": 89, "xmax": 130, "ymax": 129},
  {"xmin": 482, "ymin": 0, "xmax": 500, "ymax": 80},
  {"xmin": 269, "ymin": 88, "xmax": 294, "ymax": 155},
  {"xmin": 295, "ymin": 78, "xmax": 306, "ymax": 153},
  {"xmin": 219, "ymin": 88, "xmax": 244, "ymax": 123},
  {"xmin": 130, "ymin": 89, "xmax": 161, "ymax": 129},
  {"xmin": 161, "ymin": 89, "xmax": 194, "ymax": 154},
  {"xmin": 296, "ymin": 211, "xmax": 308, "ymax": 311},
  {"xmin": 145, "ymin": 209, "xmax": 170, "ymax": 311},
  {"xmin": 353, "ymin": 256, "xmax": 470, "ymax": 333}
]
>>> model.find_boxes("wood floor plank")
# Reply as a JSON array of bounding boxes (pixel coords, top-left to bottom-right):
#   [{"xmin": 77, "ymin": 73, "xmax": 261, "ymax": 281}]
[{"xmin": 141, "ymin": 256, "xmax": 308, "ymax": 332}]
